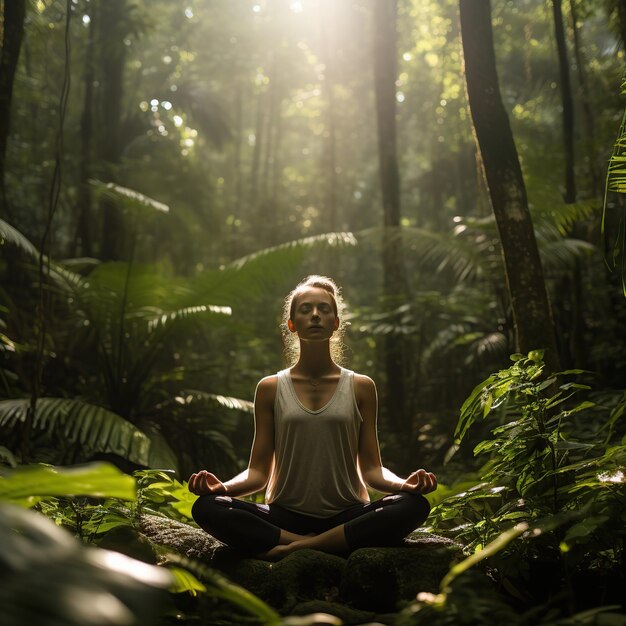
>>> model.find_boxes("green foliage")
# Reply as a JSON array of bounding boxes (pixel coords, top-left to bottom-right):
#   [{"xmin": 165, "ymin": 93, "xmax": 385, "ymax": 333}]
[
  {"xmin": 423, "ymin": 353, "xmax": 626, "ymax": 623},
  {"xmin": 0, "ymin": 462, "xmax": 287, "ymax": 624},
  {"xmin": 602, "ymin": 75, "xmax": 626, "ymax": 294},
  {"xmin": 0, "ymin": 502, "xmax": 172, "ymax": 626},
  {"xmin": 135, "ymin": 469, "xmax": 197, "ymax": 521},
  {"xmin": 0, "ymin": 398, "xmax": 151, "ymax": 466},
  {"xmin": 0, "ymin": 462, "xmax": 136, "ymax": 506}
]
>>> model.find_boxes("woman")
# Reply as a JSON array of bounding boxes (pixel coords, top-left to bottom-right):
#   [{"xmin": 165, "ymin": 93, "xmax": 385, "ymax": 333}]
[{"xmin": 189, "ymin": 275, "xmax": 437, "ymax": 560}]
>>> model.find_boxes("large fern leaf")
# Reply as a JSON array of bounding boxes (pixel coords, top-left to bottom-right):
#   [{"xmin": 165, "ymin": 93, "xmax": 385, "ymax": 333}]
[
  {"xmin": 173, "ymin": 390, "xmax": 254, "ymax": 414},
  {"xmin": 90, "ymin": 180, "xmax": 170, "ymax": 214},
  {"xmin": 0, "ymin": 398, "xmax": 151, "ymax": 466},
  {"xmin": 0, "ymin": 219, "xmax": 40, "ymax": 259},
  {"xmin": 189, "ymin": 231, "xmax": 358, "ymax": 305}
]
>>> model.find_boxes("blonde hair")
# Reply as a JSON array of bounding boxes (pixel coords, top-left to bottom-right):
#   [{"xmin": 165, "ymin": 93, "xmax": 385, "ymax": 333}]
[{"xmin": 281, "ymin": 275, "xmax": 348, "ymax": 366}]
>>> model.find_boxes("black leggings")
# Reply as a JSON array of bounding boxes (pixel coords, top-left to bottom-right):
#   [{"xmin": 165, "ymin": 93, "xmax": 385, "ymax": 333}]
[{"xmin": 191, "ymin": 492, "xmax": 430, "ymax": 555}]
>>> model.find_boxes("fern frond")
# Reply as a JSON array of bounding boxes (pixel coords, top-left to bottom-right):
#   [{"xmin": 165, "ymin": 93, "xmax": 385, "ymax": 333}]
[
  {"xmin": 188, "ymin": 231, "xmax": 358, "ymax": 305},
  {"xmin": 90, "ymin": 180, "xmax": 170, "ymax": 214},
  {"xmin": 532, "ymin": 201, "xmax": 596, "ymax": 238},
  {"xmin": 173, "ymin": 391, "xmax": 254, "ymax": 414},
  {"xmin": 0, "ymin": 398, "xmax": 151, "ymax": 466},
  {"xmin": 539, "ymin": 239, "xmax": 595, "ymax": 273},
  {"xmin": 0, "ymin": 218, "xmax": 40, "ymax": 258},
  {"xmin": 229, "ymin": 231, "xmax": 357, "ymax": 270},
  {"xmin": 147, "ymin": 305, "xmax": 232, "ymax": 332}
]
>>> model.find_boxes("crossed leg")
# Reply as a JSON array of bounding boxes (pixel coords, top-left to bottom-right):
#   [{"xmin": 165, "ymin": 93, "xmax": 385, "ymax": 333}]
[{"xmin": 191, "ymin": 492, "xmax": 431, "ymax": 560}]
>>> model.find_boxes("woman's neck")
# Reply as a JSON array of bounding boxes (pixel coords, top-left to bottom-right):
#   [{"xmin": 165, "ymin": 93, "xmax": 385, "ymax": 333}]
[{"xmin": 292, "ymin": 341, "xmax": 339, "ymax": 378}]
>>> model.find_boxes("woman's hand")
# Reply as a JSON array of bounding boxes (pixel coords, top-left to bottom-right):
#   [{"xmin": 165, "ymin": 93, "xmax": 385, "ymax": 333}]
[
  {"xmin": 188, "ymin": 470, "xmax": 227, "ymax": 495},
  {"xmin": 400, "ymin": 469, "xmax": 437, "ymax": 495}
]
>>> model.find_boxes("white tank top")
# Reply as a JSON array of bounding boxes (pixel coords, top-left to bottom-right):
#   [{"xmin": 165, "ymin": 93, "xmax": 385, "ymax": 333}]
[{"xmin": 265, "ymin": 367, "xmax": 370, "ymax": 517}]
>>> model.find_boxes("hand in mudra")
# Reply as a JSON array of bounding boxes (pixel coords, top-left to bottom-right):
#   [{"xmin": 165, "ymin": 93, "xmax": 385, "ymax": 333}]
[
  {"xmin": 400, "ymin": 469, "xmax": 437, "ymax": 495},
  {"xmin": 188, "ymin": 470, "xmax": 227, "ymax": 495}
]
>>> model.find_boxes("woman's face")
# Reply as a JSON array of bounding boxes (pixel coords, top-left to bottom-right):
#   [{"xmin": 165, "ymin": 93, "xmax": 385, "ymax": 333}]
[{"xmin": 288, "ymin": 287, "xmax": 339, "ymax": 340}]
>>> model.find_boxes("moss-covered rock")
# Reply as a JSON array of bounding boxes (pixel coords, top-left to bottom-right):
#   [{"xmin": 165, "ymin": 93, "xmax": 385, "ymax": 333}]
[
  {"xmin": 340, "ymin": 533, "xmax": 462, "ymax": 612},
  {"xmin": 137, "ymin": 514, "xmax": 461, "ymax": 616},
  {"xmin": 289, "ymin": 600, "xmax": 378, "ymax": 625},
  {"xmin": 137, "ymin": 513, "xmax": 220, "ymax": 560}
]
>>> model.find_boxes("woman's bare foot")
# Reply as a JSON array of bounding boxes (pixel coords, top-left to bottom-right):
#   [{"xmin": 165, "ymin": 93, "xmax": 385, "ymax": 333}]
[
  {"xmin": 256, "ymin": 529, "xmax": 318, "ymax": 561},
  {"xmin": 258, "ymin": 543, "xmax": 295, "ymax": 561}
]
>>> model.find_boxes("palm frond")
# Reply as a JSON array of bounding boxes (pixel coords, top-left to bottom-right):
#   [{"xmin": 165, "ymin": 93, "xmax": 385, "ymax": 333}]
[
  {"xmin": 539, "ymin": 238, "xmax": 595, "ymax": 273},
  {"xmin": 465, "ymin": 331, "xmax": 508, "ymax": 366},
  {"xmin": 0, "ymin": 218, "xmax": 40, "ymax": 259},
  {"xmin": 188, "ymin": 231, "xmax": 358, "ymax": 305},
  {"xmin": 147, "ymin": 305, "xmax": 232, "ymax": 333},
  {"xmin": 601, "ymin": 75, "xmax": 626, "ymax": 294},
  {"xmin": 229, "ymin": 231, "xmax": 357, "ymax": 270},
  {"xmin": 90, "ymin": 180, "xmax": 170, "ymax": 214},
  {"xmin": 0, "ymin": 398, "xmax": 151, "ymax": 466},
  {"xmin": 532, "ymin": 201, "xmax": 596, "ymax": 238},
  {"xmin": 174, "ymin": 390, "xmax": 254, "ymax": 414}
]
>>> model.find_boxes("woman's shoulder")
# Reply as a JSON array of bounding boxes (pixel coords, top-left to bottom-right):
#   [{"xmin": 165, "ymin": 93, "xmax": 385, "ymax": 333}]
[
  {"xmin": 350, "ymin": 372, "xmax": 377, "ymax": 396},
  {"xmin": 256, "ymin": 374, "xmax": 279, "ymax": 392}
]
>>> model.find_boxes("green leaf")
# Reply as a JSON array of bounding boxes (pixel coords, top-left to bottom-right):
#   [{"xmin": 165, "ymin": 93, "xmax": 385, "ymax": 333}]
[
  {"xmin": 564, "ymin": 516, "xmax": 611, "ymax": 543},
  {"xmin": 0, "ymin": 218, "xmax": 40, "ymax": 259},
  {"xmin": 90, "ymin": 180, "xmax": 170, "ymax": 214},
  {"xmin": 0, "ymin": 463, "xmax": 136, "ymax": 504},
  {"xmin": 439, "ymin": 522, "xmax": 528, "ymax": 593},
  {"xmin": 168, "ymin": 566, "xmax": 207, "ymax": 596},
  {"xmin": 0, "ymin": 398, "xmax": 151, "ymax": 466}
]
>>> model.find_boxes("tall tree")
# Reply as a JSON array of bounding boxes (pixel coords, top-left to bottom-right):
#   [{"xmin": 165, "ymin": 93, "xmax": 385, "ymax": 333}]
[
  {"xmin": 74, "ymin": 1, "xmax": 97, "ymax": 257},
  {"xmin": 459, "ymin": 0, "xmax": 560, "ymax": 369},
  {"xmin": 371, "ymin": 0, "xmax": 410, "ymax": 438},
  {"xmin": 552, "ymin": 0, "xmax": 577, "ymax": 203},
  {"xmin": 0, "ymin": 0, "xmax": 27, "ymax": 219},
  {"xmin": 569, "ymin": 0, "xmax": 599, "ymax": 196},
  {"xmin": 98, "ymin": 0, "xmax": 129, "ymax": 260},
  {"xmin": 319, "ymin": 0, "xmax": 339, "ymax": 232}
]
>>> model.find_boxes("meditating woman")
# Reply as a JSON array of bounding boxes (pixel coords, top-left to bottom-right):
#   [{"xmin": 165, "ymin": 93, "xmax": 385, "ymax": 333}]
[{"xmin": 189, "ymin": 275, "xmax": 437, "ymax": 559}]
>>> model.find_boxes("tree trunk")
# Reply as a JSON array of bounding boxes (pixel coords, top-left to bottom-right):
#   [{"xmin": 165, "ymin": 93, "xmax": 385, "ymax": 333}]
[
  {"xmin": 459, "ymin": 0, "xmax": 560, "ymax": 370},
  {"xmin": 319, "ymin": 0, "xmax": 339, "ymax": 232},
  {"xmin": 569, "ymin": 0, "xmax": 600, "ymax": 196},
  {"xmin": 249, "ymin": 91, "xmax": 265, "ymax": 215},
  {"xmin": 0, "ymin": 0, "xmax": 27, "ymax": 220},
  {"xmin": 372, "ymin": 0, "xmax": 410, "ymax": 436},
  {"xmin": 552, "ymin": 0, "xmax": 576, "ymax": 203},
  {"xmin": 98, "ymin": 0, "xmax": 127, "ymax": 260},
  {"xmin": 75, "ymin": 0, "xmax": 97, "ymax": 257}
]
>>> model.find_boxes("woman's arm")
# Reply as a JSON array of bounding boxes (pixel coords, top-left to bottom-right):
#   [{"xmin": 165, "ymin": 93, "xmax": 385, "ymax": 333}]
[
  {"xmin": 188, "ymin": 376, "xmax": 276, "ymax": 497},
  {"xmin": 356, "ymin": 374, "xmax": 437, "ymax": 495}
]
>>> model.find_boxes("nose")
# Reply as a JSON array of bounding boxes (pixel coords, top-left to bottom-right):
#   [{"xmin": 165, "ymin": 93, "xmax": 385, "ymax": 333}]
[{"xmin": 311, "ymin": 308, "xmax": 321, "ymax": 320}]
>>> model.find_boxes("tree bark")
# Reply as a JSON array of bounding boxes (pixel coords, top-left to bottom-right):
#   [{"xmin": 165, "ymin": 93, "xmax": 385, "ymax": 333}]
[
  {"xmin": 319, "ymin": 0, "xmax": 339, "ymax": 232},
  {"xmin": 0, "ymin": 0, "xmax": 27, "ymax": 220},
  {"xmin": 98, "ymin": 0, "xmax": 127, "ymax": 260},
  {"xmin": 372, "ymin": 0, "xmax": 409, "ymax": 435},
  {"xmin": 552, "ymin": 0, "xmax": 576, "ymax": 203},
  {"xmin": 75, "ymin": 1, "xmax": 97, "ymax": 257},
  {"xmin": 459, "ymin": 0, "xmax": 560, "ymax": 370},
  {"xmin": 569, "ymin": 0, "xmax": 599, "ymax": 196}
]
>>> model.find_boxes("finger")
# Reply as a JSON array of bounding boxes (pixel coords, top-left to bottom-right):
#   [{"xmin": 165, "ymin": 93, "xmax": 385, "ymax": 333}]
[
  {"xmin": 205, "ymin": 472, "xmax": 220, "ymax": 486},
  {"xmin": 407, "ymin": 469, "xmax": 424, "ymax": 486},
  {"xmin": 188, "ymin": 473, "xmax": 198, "ymax": 492},
  {"xmin": 423, "ymin": 473, "xmax": 437, "ymax": 494},
  {"xmin": 430, "ymin": 474, "xmax": 437, "ymax": 491}
]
